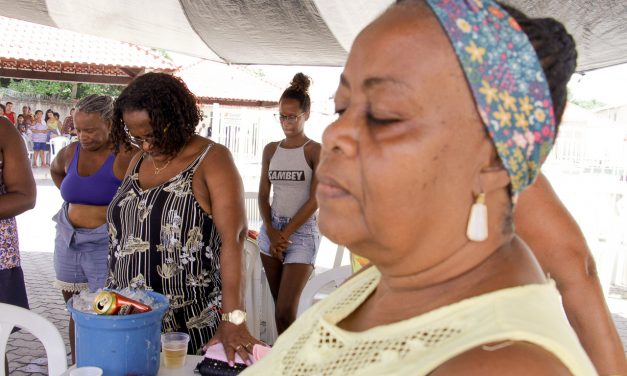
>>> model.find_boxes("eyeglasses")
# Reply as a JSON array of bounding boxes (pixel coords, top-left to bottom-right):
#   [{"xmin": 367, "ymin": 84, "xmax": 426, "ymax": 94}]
[
  {"xmin": 124, "ymin": 124, "xmax": 170, "ymax": 147},
  {"xmin": 274, "ymin": 112, "xmax": 305, "ymax": 123}
]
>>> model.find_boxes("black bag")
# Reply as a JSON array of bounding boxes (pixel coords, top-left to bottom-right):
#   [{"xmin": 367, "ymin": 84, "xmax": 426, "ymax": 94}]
[{"xmin": 195, "ymin": 357, "xmax": 248, "ymax": 376}]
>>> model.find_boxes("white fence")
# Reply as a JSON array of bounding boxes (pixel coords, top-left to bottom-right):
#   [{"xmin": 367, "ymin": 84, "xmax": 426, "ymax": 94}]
[{"xmin": 545, "ymin": 111, "xmax": 627, "ymax": 291}]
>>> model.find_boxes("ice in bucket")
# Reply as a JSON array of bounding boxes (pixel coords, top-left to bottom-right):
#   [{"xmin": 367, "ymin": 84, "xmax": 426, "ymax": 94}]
[{"xmin": 161, "ymin": 332, "xmax": 190, "ymax": 368}]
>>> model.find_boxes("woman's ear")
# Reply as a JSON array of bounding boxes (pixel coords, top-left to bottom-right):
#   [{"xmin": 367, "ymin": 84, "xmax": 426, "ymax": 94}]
[
  {"xmin": 475, "ymin": 166, "xmax": 510, "ymax": 196},
  {"xmin": 472, "ymin": 139, "xmax": 510, "ymax": 195},
  {"xmin": 304, "ymin": 111, "xmax": 311, "ymax": 121}
]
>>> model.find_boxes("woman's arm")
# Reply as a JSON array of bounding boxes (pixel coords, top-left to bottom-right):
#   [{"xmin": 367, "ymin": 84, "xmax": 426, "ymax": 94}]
[
  {"xmin": 198, "ymin": 143, "xmax": 259, "ymax": 363},
  {"xmin": 0, "ymin": 118, "xmax": 36, "ymax": 219},
  {"xmin": 515, "ymin": 173, "xmax": 627, "ymax": 375},
  {"xmin": 280, "ymin": 141, "xmax": 321, "ymax": 238},
  {"xmin": 258, "ymin": 143, "xmax": 276, "ymax": 229}
]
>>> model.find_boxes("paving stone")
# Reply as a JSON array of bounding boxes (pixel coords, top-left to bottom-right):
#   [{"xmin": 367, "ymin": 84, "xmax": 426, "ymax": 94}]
[
  {"xmin": 9, "ymin": 370, "xmax": 31, "ymax": 376},
  {"xmin": 20, "ymin": 363, "xmax": 47, "ymax": 374}
]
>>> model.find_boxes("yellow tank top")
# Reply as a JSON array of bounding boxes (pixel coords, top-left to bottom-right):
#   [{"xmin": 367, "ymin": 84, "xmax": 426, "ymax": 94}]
[{"xmin": 243, "ymin": 266, "xmax": 596, "ymax": 375}]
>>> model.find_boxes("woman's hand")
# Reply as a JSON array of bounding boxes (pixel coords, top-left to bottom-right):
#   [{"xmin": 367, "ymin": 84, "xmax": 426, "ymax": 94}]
[
  {"xmin": 206, "ymin": 322, "xmax": 263, "ymax": 366},
  {"xmin": 267, "ymin": 227, "xmax": 290, "ymax": 259}
]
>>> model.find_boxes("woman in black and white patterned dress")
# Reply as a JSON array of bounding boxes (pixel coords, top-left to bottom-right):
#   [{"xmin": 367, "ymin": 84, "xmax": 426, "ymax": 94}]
[{"xmin": 107, "ymin": 73, "xmax": 260, "ymax": 362}]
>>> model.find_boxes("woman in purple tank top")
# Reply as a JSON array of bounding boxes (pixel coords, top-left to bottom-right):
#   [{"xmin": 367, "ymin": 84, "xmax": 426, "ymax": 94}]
[{"xmin": 49, "ymin": 94, "xmax": 138, "ymax": 362}]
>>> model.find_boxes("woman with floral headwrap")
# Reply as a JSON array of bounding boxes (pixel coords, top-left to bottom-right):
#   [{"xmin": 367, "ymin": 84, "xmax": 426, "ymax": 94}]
[{"xmin": 243, "ymin": 0, "xmax": 597, "ymax": 374}]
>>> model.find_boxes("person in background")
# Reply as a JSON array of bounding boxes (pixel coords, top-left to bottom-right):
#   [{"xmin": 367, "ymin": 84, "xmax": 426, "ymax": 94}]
[
  {"xmin": 0, "ymin": 104, "xmax": 5, "ymax": 118},
  {"xmin": 107, "ymin": 73, "xmax": 259, "ymax": 362},
  {"xmin": 45, "ymin": 110, "xmax": 61, "ymax": 165},
  {"xmin": 49, "ymin": 94, "xmax": 137, "ymax": 362},
  {"xmin": 30, "ymin": 110, "xmax": 48, "ymax": 168},
  {"xmin": 257, "ymin": 73, "xmax": 321, "ymax": 334},
  {"xmin": 0, "ymin": 116, "xmax": 36, "ymax": 374},
  {"xmin": 4, "ymin": 102, "xmax": 16, "ymax": 125},
  {"xmin": 46, "ymin": 109, "xmax": 60, "ymax": 136},
  {"xmin": 61, "ymin": 108, "xmax": 76, "ymax": 136},
  {"xmin": 17, "ymin": 116, "xmax": 33, "ymax": 160},
  {"xmin": 244, "ymin": 0, "xmax": 596, "ymax": 374},
  {"xmin": 16, "ymin": 114, "xmax": 25, "ymax": 128},
  {"xmin": 21, "ymin": 106, "xmax": 33, "ymax": 127}
]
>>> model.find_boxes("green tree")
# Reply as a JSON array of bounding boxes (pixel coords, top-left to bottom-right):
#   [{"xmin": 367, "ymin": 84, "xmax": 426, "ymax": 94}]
[
  {"xmin": 7, "ymin": 79, "xmax": 73, "ymax": 99},
  {"xmin": 76, "ymin": 83, "xmax": 123, "ymax": 98},
  {"xmin": 6, "ymin": 79, "xmax": 122, "ymax": 99}
]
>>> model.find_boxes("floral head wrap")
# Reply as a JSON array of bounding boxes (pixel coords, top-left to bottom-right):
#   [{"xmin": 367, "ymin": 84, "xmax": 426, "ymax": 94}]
[{"xmin": 425, "ymin": 0, "xmax": 556, "ymax": 198}]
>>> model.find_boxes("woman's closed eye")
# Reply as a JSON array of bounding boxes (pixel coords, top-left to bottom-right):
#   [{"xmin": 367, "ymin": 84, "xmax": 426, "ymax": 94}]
[{"xmin": 366, "ymin": 113, "xmax": 399, "ymax": 126}]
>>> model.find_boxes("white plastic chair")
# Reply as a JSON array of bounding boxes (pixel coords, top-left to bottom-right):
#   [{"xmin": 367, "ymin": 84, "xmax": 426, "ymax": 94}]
[
  {"xmin": 21, "ymin": 135, "xmax": 33, "ymax": 162},
  {"xmin": 244, "ymin": 238, "xmax": 262, "ymax": 339},
  {"xmin": 244, "ymin": 237, "xmax": 280, "ymax": 345},
  {"xmin": 297, "ymin": 265, "xmax": 352, "ymax": 316},
  {"xmin": 259, "ymin": 274, "xmax": 278, "ymax": 345},
  {"xmin": 0, "ymin": 303, "xmax": 68, "ymax": 376},
  {"xmin": 49, "ymin": 136, "xmax": 70, "ymax": 163}
]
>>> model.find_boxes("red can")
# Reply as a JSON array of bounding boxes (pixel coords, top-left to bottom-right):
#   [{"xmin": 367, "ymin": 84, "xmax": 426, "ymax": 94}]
[{"xmin": 93, "ymin": 291, "xmax": 152, "ymax": 315}]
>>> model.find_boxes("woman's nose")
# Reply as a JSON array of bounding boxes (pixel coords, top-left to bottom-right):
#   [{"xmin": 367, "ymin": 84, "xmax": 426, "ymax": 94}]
[{"xmin": 321, "ymin": 111, "xmax": 359, "ymax": 158}]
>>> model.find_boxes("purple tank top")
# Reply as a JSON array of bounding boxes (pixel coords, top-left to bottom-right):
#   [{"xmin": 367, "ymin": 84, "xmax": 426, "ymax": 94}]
[{"xmin": 60, "ymin": 143, "xmax": 122, "ymax": 206}]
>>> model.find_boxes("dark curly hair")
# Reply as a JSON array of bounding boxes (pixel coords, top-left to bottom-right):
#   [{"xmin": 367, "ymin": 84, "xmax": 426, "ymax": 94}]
[
  {"xmin": 112, "ymin": 72, "xmax": 202, "ymax": 156},
  {"xmin": 280, "ymin": 73, "xmax": 312, "ymax": 113}
]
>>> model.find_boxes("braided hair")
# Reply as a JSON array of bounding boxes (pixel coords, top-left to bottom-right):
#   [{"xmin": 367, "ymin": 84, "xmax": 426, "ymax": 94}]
[
  {"xmin": 111, "ymin": 72, "xmax": 201, "ymax": 156},
  {"xmin": 76, "ymin": 94, "xmax": 114, "ymax": 125},
  {"xmin": 497, "ymin": 2, "xmax": 577, "ymax": 129},
  {"xmin": 280, "ymin": 73, "xmax": 312, "ymax": 112}
]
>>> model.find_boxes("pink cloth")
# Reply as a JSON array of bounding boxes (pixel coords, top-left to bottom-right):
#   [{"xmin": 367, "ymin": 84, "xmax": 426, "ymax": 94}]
[{"xmin": 204, "ymin": 342, "xmax": 271, "ymax": 364}]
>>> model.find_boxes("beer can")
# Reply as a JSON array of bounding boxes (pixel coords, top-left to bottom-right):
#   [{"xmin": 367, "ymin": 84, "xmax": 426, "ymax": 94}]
[
  {"xmin": 93, "ymin": 291, "xmax": 152, "ymax": 315},
  {"xmin": 93, "ymin": 291, "xmax": 119, "ymax": 315},
  {"xmin": 118, "ymin": 304, "xmax": 134, "ymax": 315}
]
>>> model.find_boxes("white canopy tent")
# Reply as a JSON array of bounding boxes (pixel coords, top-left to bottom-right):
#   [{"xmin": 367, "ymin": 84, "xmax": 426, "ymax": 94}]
[{"xmin": 0, "ymin": 0, "xmax": 625, "ymax": 71}]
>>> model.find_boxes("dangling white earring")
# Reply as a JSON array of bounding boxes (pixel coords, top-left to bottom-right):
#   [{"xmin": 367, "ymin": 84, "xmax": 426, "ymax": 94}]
[{"xmin": 466, "ymin": 192, "xmax": 488, "ymax": 242}]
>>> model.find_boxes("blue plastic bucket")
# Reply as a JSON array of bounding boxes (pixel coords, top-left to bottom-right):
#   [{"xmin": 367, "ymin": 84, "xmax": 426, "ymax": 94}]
[{"xmin": 67, "ymin": 291, "xmax": 169, "ymax": 376}]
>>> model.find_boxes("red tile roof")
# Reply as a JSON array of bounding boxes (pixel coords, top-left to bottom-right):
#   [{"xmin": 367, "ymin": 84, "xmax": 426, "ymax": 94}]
[{"xmin": 0, "ymin": 16, "xmax": 175, "ymax": 71}]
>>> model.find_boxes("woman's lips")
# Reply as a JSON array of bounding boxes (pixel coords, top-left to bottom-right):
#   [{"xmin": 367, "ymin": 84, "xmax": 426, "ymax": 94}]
[{"xmin": 317, "ymin": 176, "xmax": 349, "ymax": 199}]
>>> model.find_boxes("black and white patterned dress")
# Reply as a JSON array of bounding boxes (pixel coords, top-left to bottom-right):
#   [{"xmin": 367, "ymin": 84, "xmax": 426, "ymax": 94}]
[{"xmin": 107, "ymin": 144, "xmax": 222, "ymax": 354}]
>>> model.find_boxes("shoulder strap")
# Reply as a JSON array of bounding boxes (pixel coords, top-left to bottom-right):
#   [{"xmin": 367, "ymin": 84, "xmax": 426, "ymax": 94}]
[
  {"xmin": 190, "ymin": 143, "xmax": 214, "ymax": 173},
  {"xmin": 132, "ymin": 152, "xmax": 147, "ymax": 174},
  {"xmin": 67, "ymin": 143, "xmax": 81, "ymax": 173}
]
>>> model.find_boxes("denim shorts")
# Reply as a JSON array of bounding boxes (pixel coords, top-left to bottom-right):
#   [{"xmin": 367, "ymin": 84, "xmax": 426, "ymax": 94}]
[
  {"xmin": 258, "ymin": 211, "xmax": 320, "ymax": 265},
  {"xmin": 33, "ymin": 142, "xmax": 48, "ymax": 151},
  {"xmin": 52, "ymin": 203, "xmax": 109, "ymax": 292}
]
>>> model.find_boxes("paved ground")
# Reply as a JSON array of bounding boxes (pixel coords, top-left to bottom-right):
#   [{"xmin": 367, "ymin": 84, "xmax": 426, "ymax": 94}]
[
  {"xmin": 5, "ymin": 168, "xmax": 627, "ymax": 374},
  {"xmin": 6, "ymin": 252, "xmax": 71, "ymax": 375}
]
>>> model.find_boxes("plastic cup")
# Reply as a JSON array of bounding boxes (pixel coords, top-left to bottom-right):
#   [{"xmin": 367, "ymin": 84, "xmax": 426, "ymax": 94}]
[
  {"xmin": 161, "ymin": 332, "xmax": 190, "ymax": 369},
  {"xmin": 69, "ymin": 367, "xmax": 103, "ymax": 376}
]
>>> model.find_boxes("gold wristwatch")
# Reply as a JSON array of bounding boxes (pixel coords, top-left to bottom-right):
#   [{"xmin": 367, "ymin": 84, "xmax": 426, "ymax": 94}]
[{"xmin": 221, "ymin": 309, "xmax": 247, "ymax": 325}]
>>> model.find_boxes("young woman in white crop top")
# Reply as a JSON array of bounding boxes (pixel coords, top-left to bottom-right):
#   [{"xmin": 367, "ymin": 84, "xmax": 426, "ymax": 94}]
[{"xmin": 258, "ymin": 73, "xmax": 321, "ymax": 334}]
